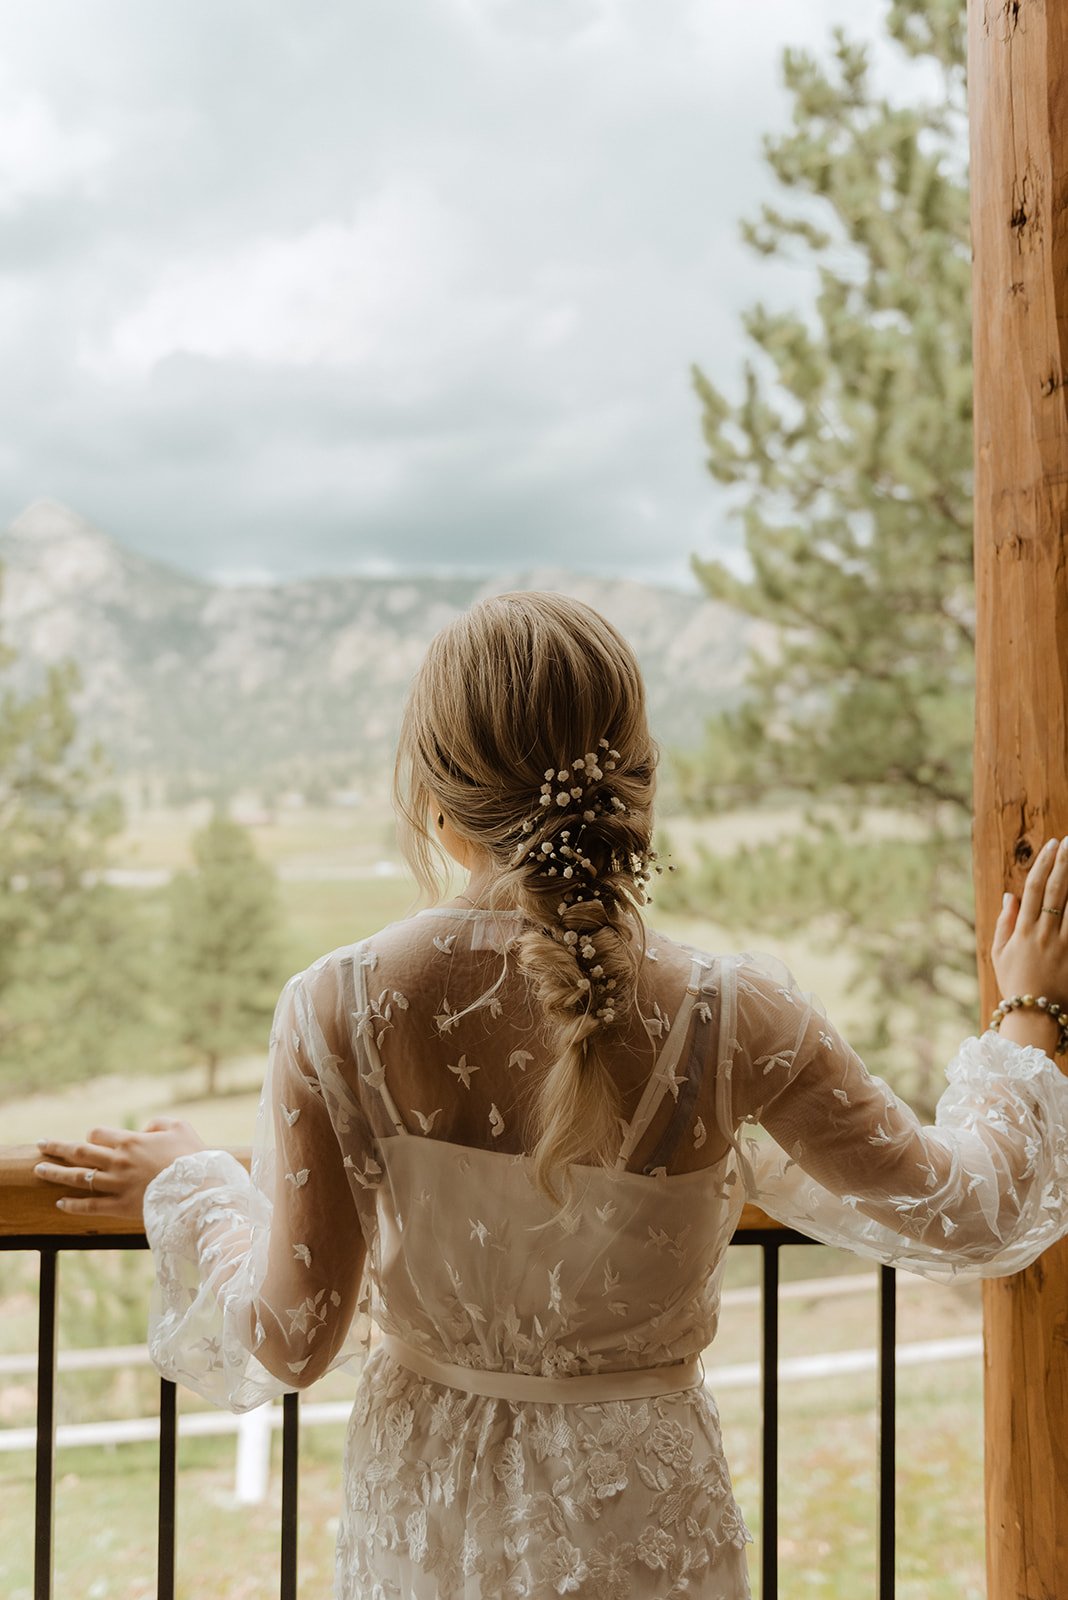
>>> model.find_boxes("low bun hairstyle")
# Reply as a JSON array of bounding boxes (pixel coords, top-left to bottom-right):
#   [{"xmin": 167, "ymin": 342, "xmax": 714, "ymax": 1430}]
[{"xmin": 393, "ymin": 591, "xmax": 660, "ymax": 1205}]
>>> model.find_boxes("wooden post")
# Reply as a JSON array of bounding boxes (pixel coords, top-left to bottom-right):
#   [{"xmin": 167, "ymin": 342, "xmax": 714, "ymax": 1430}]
[{"xmin": 969, "ymin": 3, "xmax": 1068, "ymax": 1595}]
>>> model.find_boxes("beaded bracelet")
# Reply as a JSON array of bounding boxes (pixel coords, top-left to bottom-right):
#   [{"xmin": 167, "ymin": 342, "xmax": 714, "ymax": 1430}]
[{"xmin": 989, "ymin": 994, "xmax": 1068, "ymax": 1056}]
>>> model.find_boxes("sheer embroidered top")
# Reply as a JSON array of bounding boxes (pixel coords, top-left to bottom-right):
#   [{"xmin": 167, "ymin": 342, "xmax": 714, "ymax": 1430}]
[{"xmin": 145, "ymin": 906, "xmax": 1068, "ymax": 1406}]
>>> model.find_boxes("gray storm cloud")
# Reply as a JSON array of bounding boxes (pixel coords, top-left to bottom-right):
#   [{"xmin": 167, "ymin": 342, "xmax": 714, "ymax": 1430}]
[{"xmin": 0, "ymin": 0, "xmax": 892, "ymax": 586}]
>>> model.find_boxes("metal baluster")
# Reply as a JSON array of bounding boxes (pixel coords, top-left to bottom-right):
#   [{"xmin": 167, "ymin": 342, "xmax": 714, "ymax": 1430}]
[
  {"xmin": 280, "ymin": 1392, "xmax": 299, "ymax": 1600},
  {"xmin": 158, "ymin": 1379, "xmax": 178, "ymax": 1600},
  {"xmin": 877, "ymin": 1265, "xmax": 896, "ymax": 1599},
  {"xmin": 761, "ymin": 1243, "xmax": 780, "ymax": 1600},
  {"xmin": 35, "ymin": 1248, "xmax": 58, "ymax": 1600}
]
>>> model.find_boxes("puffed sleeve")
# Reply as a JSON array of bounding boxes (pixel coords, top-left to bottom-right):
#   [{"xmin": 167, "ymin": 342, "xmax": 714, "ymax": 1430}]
[
  {"xmin": 715, "ymin": 951, "xmax": 1068, "ymax": 1282},
  {"xmin": 143, "ymin": 959, "xmax": 373, "ymax": 1410}
]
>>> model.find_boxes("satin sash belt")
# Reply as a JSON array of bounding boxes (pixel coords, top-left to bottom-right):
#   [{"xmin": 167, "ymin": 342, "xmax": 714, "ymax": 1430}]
[{"xmin": 379, "ymin": 1334, "xmax": 703, "ymax": 1403}]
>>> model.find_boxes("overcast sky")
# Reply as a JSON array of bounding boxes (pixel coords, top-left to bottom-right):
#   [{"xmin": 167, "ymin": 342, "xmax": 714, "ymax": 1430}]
[{"xmin": 0, "ymin": 0, "xmax": 913, "ymax": 589}]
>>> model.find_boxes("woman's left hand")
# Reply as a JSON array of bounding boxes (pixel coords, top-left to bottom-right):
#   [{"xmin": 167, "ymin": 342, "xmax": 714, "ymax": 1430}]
[{"xmin": 34, "ymin": 1118, "xmax": 206, "ymax": 1220}]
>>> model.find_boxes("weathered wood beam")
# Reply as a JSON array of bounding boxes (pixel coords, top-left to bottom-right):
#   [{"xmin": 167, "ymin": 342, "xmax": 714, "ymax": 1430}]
[{"xmin": 968, "ymin": 2, "xmax": 1068, "ymax": 1595}]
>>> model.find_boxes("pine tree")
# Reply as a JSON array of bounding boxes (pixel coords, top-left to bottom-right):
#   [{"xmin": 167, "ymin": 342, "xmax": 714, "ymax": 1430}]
[
  {"xmin": 0, "ymin": 626, "xmax": 142, "ymax": 1093},
  {"xmin": 674, "ymin": 2, "xmax": 973, "ymax": 1109},
  {"xmin": 169, "ymin": 811, "xmax": 283, "ymax": 1095}
]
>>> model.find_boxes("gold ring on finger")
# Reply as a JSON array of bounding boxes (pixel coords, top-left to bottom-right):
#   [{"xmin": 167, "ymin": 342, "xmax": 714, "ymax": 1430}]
[{"xmin": 86, "ymin": 1169, "xmax": 96, "ymax": 1191}]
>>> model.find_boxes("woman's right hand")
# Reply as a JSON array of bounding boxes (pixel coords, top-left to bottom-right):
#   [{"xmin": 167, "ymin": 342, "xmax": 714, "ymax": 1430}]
[{"xmin": 992, "ymin": 836, "xmax": 1068, "ymax": 1005}]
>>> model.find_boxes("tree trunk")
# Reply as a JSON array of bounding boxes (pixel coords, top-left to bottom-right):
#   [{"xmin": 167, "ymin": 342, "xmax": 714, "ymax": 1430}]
[{"xmin": 968, "ymin": 2, "xmax": 1068, "ymax": 1595}]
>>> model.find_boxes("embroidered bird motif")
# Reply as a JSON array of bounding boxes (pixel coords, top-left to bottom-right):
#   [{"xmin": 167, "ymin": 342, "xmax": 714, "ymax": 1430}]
[{"xmin": 448, "ymin": 1055, "xmax": 479, "ymax": 1089}]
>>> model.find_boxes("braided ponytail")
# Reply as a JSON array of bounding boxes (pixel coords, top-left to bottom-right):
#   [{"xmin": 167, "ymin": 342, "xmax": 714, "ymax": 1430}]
[{"xmin": 393, "ymin": 592, "xmax": 661, "ymax": 1206}]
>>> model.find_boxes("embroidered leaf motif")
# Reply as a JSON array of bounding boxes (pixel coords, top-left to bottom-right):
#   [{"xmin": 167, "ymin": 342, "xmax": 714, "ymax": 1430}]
[
  {"xmin": 413, "ymin": 1107, "xmax": 442, "ymax": 1134},
  {"xmin": 693, "ymin": 1117, "xmax": 707, "ymax": 1149},
  {"xmin": 352, "ymin": 987, "xmax": 396, "ymax": 1048},
  {"xmin": 280, "ymin": 1104, "xmax": 300, "ymax": 1126},
  {"xmin": 292, "ymin": 1243, "xmax": 312, "ymax": 1266},
  {"xmin": 432, "ymin": 933, "xmax": 456, "ymax": 955},
  {"xmin": 509, "ymin": 1049, "xmax": 533, "ymax": 1073},
  {"xmin": 489, "ymin": 1104, "xmax": 505, "ymax": 1138},
  {"xmin": 434, "ymin": 998, "xmax": 461, "ymax": 1035},
  {"xmin": 344, "ymin": 1155, "xmax": 383, "ymax": 1189},
  {"xmin": 285, "ymin": 1168, "xmax": 310, "ymax": 1188}
]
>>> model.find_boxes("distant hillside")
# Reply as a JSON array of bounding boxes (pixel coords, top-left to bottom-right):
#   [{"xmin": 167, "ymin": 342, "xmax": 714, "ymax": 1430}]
[{"xmin": 0, "ymin": 499, "xmax": 766, "ymax": 791}]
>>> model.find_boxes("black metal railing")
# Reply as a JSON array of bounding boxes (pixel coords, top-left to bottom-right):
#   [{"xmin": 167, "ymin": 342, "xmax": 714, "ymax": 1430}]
[
  {"xmin": 2, "ymin": 1210, "xmax": 898, "ymax": 1600},
  {"xmin": 731, "ymin": 1228, "xmax": 897, "ymax": 1600}
]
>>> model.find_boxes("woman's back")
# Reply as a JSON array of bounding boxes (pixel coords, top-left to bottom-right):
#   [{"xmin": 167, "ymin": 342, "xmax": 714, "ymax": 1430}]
[
  {"xmin": 314, "ymin": 907, "xmax": 756, "ymax": 1597},
  {"xmin": 338, "ymin": 908, "xmax": 736, "ymax": 1372}
]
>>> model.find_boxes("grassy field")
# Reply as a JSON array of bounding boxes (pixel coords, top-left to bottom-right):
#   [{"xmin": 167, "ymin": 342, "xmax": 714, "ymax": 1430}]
[{"xmin": 0, "ymin": 801, "xmax": 989, "ymax": 1595}]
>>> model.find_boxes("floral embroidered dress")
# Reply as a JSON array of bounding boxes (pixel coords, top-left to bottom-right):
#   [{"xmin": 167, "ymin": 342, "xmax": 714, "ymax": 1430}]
[{"xmin": 143, "ymin": 908, "xmax": 1068, "ymax": 1599}]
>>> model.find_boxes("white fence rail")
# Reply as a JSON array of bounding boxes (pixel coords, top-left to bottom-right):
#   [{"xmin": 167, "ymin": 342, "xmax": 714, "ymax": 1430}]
[{"xmin": 0, "ymin": 1272, "xmax": 978, "ymax": 1505}]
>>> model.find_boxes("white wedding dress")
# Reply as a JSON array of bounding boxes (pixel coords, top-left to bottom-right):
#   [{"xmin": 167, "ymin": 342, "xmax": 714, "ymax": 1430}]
[{"xmin": 143, "ymin": 908, "xmax": 1068, "ymax": 1598}]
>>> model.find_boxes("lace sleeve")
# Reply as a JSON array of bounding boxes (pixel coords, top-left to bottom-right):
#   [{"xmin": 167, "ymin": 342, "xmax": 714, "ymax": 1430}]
[
  {"xmin": 717, "ymin": 951, "xmax": 1068, "ymax": 1282},
  {"xmin": 143, "ymin": 961, "xmax": 372, "ymax": 1411}
]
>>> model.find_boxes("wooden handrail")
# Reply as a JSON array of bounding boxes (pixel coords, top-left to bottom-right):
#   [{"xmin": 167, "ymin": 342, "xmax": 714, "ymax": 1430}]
[{"xmin": 0, "ymin": 1145, "xmax": 788, "ymax": 1239}]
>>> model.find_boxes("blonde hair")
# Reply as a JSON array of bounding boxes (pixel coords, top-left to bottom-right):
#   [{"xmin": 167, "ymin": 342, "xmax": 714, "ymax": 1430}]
[{"xmin": 393, "ymin": 591, "xmax": 659, "ymax": 1206}]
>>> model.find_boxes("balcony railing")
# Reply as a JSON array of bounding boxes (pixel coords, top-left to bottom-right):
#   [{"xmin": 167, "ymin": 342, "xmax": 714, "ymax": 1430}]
[{"xmin": 0, "ymin": 1144, "xmax": 899, "ymax": 1600}]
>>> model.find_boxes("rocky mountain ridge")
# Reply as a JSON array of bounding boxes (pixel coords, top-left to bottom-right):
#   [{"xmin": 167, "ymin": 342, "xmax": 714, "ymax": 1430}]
[{"xmin": 0, "ymin": 499, "xmax": 761, "ymax": 790}]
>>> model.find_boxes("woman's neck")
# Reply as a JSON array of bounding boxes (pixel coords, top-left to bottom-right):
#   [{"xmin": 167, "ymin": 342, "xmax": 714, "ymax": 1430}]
[{"xmin": 448, "ymin": 860, "xmax": 514, "ymax": 911}]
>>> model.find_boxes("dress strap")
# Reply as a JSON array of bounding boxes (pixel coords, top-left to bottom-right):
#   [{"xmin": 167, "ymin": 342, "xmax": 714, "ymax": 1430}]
[
  {"xmin": 615, "ymin": 956, "xmax": 706, "ymax": 1171},
  {"xmin": 351, "ymin": 946, "xmax": 407, "ymax": 1136},
  {"xmin": 380, "ymin": 1334, "xmax": 703, "ymax": 1403}
]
